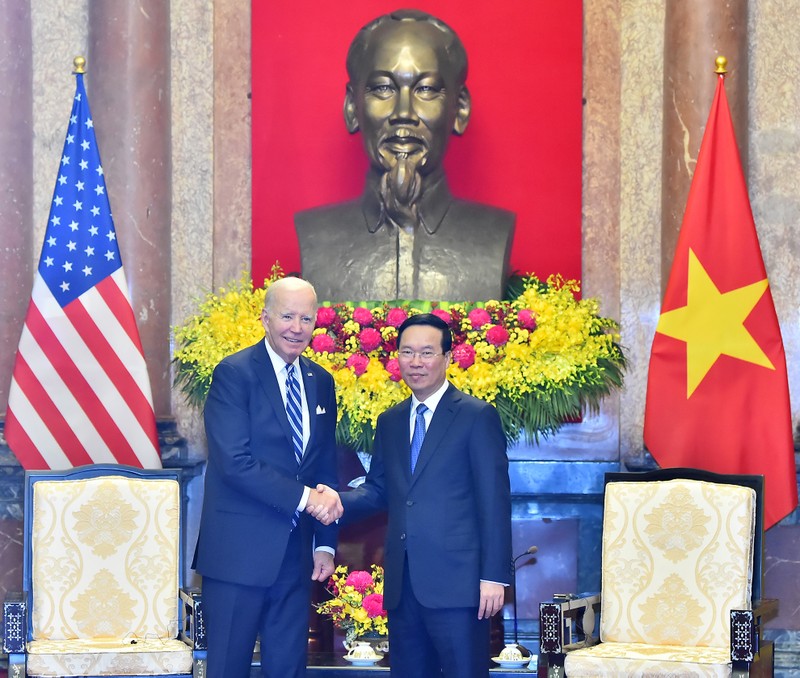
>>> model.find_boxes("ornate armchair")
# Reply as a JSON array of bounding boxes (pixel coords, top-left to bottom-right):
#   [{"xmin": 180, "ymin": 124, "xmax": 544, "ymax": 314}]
[
  {"xmin": 539, "ymin": 468, "xmax": 776, "ymax": 677},
  {"xmin": 3, "ymin": 464, "xmax": 206, "ymax": 677}
]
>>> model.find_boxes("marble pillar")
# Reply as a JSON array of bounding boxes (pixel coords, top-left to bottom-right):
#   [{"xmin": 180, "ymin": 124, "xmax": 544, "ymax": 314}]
[
  {"xmin": 0, "ymin": 2, "xmax": 33, "ymax": 414},
  {"xmin": 661, "ymin": 0, "xmax": 748, "ymax": 287},
  {"xmin": 86, "ymin": 0, "xmax": 173, "ymax": 417}
]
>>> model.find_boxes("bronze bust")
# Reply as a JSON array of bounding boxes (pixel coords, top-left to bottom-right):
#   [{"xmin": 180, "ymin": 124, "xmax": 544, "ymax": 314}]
[{"xmin": 295, "ymin": 9, "xmax": 515, "ymax": 302}]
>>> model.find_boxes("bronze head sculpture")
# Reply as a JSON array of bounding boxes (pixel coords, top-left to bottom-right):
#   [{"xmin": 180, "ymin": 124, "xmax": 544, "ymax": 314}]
[{"xmin": 295, "ymin": 9, "xmax": 515, "ymax": 301}]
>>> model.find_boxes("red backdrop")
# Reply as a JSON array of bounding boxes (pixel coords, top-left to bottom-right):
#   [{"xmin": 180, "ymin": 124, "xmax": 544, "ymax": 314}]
[{"xmin": 251, "ymin": 1, "xmax": 583, "ymax": 291}]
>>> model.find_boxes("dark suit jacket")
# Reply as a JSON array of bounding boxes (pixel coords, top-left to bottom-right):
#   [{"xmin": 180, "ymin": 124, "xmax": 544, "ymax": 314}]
[
  {"xmin": 193, "ymin": 340, "xmax": 338, "ymax": 587},
  {"xmin": 342, "ymin": 383, "xmax": 512, "ymax": 610}
]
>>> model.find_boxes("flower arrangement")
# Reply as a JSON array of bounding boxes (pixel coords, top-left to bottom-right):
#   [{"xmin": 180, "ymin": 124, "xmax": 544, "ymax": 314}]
[
  {"xmin": 172, "ymin": 264, "xmax": 625, "ymax": 451},
  {"xmin": 316, "ymin": 564, "xmax": 388, "ymax": 644}
]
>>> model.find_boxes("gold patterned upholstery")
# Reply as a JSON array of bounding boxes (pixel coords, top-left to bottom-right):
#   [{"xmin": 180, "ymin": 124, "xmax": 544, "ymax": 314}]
[
  {"xmin": 2, "ymin": 466, "xmax": 204, "ymax": 677},
  {"xmin": 540, "ymin": 470, "xmax": 775, "ymax": 677}
]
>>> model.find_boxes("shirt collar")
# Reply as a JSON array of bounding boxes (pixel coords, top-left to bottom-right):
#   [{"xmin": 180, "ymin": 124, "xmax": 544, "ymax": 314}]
[
  {"xmin": 263, "ymin": 337, "xmax": 300, "ymax": 376},
  {"xmin": 410, "ymin": 379, "xmax": 450, "ymax": 416}
]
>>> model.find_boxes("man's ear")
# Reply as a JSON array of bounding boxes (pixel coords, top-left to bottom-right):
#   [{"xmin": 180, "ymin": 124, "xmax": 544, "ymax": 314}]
[
  {"xmin": 453, "ymin": 86, "xmax": 471, "ymax": 135},
  {"xmin": 344, "ymin": 84, "xmax": 359, "ymax": 134}
]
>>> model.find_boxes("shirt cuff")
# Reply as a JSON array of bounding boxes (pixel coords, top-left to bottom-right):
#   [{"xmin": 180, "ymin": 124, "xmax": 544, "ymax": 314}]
[
  {"xmin": 315, "ymin": 546, "xmax": 335, "ymax": 556},
  {"xmin": 480, "ymin": 579, "xmax": 509, "ymax": 587},
  {"xmin": 297, "ymin": 486, "xmax": 311, "ymax": 512}
]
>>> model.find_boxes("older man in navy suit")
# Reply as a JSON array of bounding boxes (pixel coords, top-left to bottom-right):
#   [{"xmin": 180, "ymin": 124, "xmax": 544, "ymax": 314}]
[
  {"xmin": 333, "ymin": 313, "xmax": 512, "ymax": 677},
  {"xmin": 194, "ymin": 276, "xmax": 343, "ymax": 678}
]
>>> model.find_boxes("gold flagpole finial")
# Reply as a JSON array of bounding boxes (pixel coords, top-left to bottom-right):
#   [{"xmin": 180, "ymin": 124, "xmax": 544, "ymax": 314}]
[
  {"xmin": 714, "ymin": 55, "xmax": 728, "ymax": 75},
  {"xmin": 73, "ymin": 56, "xmax": 86, "ymax": 74}
]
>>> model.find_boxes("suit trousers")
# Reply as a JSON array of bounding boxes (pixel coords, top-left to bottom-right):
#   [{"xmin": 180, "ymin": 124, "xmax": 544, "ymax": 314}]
[
  {"xmin": 203, "ymin": 527, "xmax": 311, "ymax": 678},
  {"xmin": 387, "ymin": 556, "xmax": 490, "ymax": 678}
]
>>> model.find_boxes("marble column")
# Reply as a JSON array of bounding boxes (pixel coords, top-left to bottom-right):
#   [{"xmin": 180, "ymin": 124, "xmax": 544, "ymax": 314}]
[
  {"xmin": 0, "ymin": 2, "xmax": 33, "ymax": 414},
  {"xmin": 213, "ymin": 0, "xmax": 252, "ymax": 287},
  {"xmin": 661, "ymin": 0, "xmax": 748, "ymax": 287},
  {"xmin": 86, "ymin": 0, "xmax": 172, "ymax": 417}
]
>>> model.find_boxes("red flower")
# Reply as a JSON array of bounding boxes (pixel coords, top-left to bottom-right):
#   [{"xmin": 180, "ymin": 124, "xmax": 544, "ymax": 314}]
[
  {"xmin": 358, "ymin": 327, "xmax": 383, "ymax": 353},
  {"xmin": 451, "ymin": 343, "xmax": 476, "ymax": 369},
  {"xmin": 316, "ymin": 306, "xmax": 337, "ymax": 328},
  {"xmin": 362, "ymin": 593, "xmax": 386, "ymax": 618},
  {"xmin": 517, "ymin": 309, "xmax": 537, "ymax": 330},
  {"xmin": 386, "ymin": 307, "xmax": 408, "ymax": 328},
  {"xmin": 345, "ymin": 570, "xmax": 374, "ymax": 594},
  {"xmin": 432, "ymin": 308, "xmax": 452, "ymax": 325},
  {"xmin": 385, "ymin": 357, "xmax": 402, "ymax": 382},
  {"xmin": 353, "ymin": 307, "xmax": 374, "ymax": 326},
  {"xmin": 346, "ymin": 354, "xmax": 370, "ymax": 376},
  {"xmin": 310, "ymin": 334, "xmax": 336, "ymax": 354},
  {"xmin": 468, "ymin": 307, "xmax": 491, "ymax": 328},
  {"xmin": 486, "ymin": 325, "xmax": 510, "ymax": 347}
]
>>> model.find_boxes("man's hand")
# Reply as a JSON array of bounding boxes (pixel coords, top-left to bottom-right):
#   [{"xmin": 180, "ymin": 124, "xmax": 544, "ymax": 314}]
[
  {"xmin": 305, "ymin": 484, "xmax": 343, "ymax": 525},
  {"xmin": 478, "ymin": 582, "xmax": 505, "ymax": 619},
  {"xmin": 312, "ymin": 551, "xmax": 335, "ymax": 581}
]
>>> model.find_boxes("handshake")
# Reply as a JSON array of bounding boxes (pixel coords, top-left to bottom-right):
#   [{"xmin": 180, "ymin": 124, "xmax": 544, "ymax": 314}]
[{"xmin": 306, "ymin": 484, "xmax": 343, "ymax": 525}]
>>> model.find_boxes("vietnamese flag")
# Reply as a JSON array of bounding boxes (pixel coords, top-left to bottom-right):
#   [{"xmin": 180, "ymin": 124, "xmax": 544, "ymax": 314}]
[{"xmin": 643, "ymin": 74, "xmax": 797, "ymax": 529}]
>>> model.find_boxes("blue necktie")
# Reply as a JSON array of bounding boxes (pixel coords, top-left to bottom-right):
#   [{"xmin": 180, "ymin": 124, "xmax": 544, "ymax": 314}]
[
  {"xmin": 285, "ymin": 363, "xmax": 303, "ymax": 526},
  {"xmin": 410, "ymin": 403, "xmax": 428, "ymax": 474}
]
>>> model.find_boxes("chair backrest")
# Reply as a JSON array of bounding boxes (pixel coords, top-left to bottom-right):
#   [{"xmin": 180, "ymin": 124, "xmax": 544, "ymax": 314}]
[
  {"xmin": 24, "ymin": 465, "xmax": 181, "ymax": 642},
  {"xmin": 599, "ymin": 469, "xmax": 759, "ymax": 649}
]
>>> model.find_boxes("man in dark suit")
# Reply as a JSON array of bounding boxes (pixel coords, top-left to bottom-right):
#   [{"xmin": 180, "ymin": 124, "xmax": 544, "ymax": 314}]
[
  {"xmin": 334, "ymin": 313, "xmax": 512, "ymax": 677},
  {"xmin": 194, "ymin": 276, "xmax": 343, "ymax": 678}
]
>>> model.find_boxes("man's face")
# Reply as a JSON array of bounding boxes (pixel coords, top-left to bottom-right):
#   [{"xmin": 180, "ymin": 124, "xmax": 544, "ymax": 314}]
[
  {"xmin": 348, "ymin": 22, "xmax": 467, "ymax": 179},
  {"xmin": 261, "ymin": 286, "xmax": 317, "ymax": 364},
  {"xmin": 397, "ymin": 324, "xmax": 451, "ymax": 401}
]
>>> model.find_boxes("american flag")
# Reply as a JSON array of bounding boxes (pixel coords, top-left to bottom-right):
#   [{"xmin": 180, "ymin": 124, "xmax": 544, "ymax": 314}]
[{"xmin": 5, "ymin": 69, "xmax": 161, "ymax": 470}]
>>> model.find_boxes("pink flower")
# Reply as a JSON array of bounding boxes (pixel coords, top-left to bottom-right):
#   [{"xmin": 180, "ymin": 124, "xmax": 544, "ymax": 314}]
[
  {"xmin": 432, "ymin": 309, "xmax": 452, "ymax": 325},
  {"xmin": 451, "ymin": 343, "xmax": 476, "ymax": 369},
  {"xmin": 358, "ymin": 327, "xmax": 383, "ymax": 353},
  {"xmin": 345, "ymin": 570, "xmax": 374, "ymax": 594},
  {"xmin": 353, "ymin": 307, "xmax": 374, "ymax": 326},
  {"xmin": 486, "ymin": 325, "xmax": 510, "ymax": 347},
  {"xmin": 386, "ymin": 307, "xmax": 408, "ymax": 328},
  {"xmin": 310, "ymin": 334, "xmax": 336, "ymax": 354},
  {"xmin": 316, "ymin": 306, "xmax": 337, "ymax": 328},
  {"xmin": 468, "ymin": 307, "xmax": 491, "ymax": 328},
  {"xmin": 362, "ymin": 593, "xmax": 386, "ymax": 618},
  {"xmin": 385, "ymin": 357, "xmax": 402, "ymax": 382},
  {"xmin": 517, "ymin": 309, "xmax": 537, "ymax": 330},
  {"xmin": 346, "ymin": 354, "xmax": 370, "ymax": 376}
]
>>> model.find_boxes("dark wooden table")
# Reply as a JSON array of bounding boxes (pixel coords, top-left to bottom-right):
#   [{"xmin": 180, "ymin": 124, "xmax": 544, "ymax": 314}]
[{"xmin": 250, "ymin": 653, "xmax": 539, "ymax": 676}]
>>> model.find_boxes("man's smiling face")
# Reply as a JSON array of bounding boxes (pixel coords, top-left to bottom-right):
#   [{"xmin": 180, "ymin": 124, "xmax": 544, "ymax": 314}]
[{"xmin": 261, "ymin": 282, "xmax": 317, "ymax": 364}]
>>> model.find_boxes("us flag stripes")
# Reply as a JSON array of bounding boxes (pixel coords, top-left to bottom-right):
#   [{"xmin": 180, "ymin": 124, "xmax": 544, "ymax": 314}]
[{"xmin": 5, "ymin": 63, "xmax": 161, "ymax": 469}]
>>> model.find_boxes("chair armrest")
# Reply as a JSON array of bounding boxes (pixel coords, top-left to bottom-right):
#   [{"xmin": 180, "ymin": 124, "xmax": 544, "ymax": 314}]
[
  {"xmin": 3, "ymin": 591, "xmax": 27, "ymax": 654},
  {"xmin": 179, "ymin": 586, "xmax": 207, "ymax": 650},
  {"xmin": 540, "ymin": 593, "xmax": 601, "ymax": 654},
  {"xmin": 730, "ymin": 598, "xmax": 778, "ymax": 664}
]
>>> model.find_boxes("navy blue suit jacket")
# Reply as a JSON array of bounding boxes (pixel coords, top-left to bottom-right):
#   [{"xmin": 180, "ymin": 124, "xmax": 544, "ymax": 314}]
[
  {"xmin": 342, "ymin": 383, "xmax": 512, "ymax": 609},
  {"xmin": 194, "ymin": 340, "xmax": 338, "ymax": 587}
]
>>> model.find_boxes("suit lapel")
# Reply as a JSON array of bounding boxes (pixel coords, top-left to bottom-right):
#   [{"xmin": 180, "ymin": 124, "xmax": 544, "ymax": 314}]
[
  {"xmin": 298, "ymin": 357, "xmax": 318, "ymax": 469},
  {"xmin": 409, "ymin": 384, "xmax": 459, "ymax": 486},
  {"xmin": 252, "ymin": 342, "xmax": 294, "ymax": 450}
]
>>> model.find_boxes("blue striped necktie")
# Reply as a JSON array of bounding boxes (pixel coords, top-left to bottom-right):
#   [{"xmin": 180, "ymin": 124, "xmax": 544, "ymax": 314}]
[
  {"xmin": 285, "ymin": 363, "xmax": 303, "ymax": 527},
  {"xmin": 410, "ymin": 403, "xmax": 428, "ymax": 473}
]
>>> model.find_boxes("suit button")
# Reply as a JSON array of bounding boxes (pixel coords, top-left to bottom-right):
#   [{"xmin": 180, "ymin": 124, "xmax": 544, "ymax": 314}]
[
  {"xmin": 400, "ymin": 533, "xmax": 406, "ymax": 540},
  {"xmin": 406, "ymin": 500, "xmax": 414, "ymax": 506}
]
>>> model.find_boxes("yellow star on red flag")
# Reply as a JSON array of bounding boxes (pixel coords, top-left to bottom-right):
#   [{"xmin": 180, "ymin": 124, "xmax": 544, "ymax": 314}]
[{"xmin": 655, "ymin": 249, "xmax": 773, "ymax": 398}]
